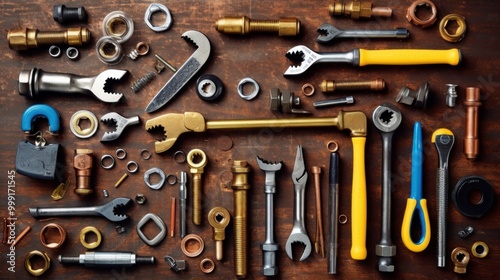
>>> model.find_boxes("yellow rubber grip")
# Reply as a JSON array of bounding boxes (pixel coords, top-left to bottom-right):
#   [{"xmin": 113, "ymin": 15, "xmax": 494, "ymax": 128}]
[
  {"xmin": 401, "ymin": 198, "xmax": 431, "ymax": 252},
  {"xmin": 358, "ymin": 49, "xmax": 461, "ymax": 66},
  {"xmin": 350, "ymin": 137, "xmax": 367, "ymax": 260}
]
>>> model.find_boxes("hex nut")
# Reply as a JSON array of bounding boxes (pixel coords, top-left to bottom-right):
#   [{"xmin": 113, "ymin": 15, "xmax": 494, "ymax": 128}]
[
  {"xmin": 18, "ymin": 70, "xmax": 32, "ymax": 96},
  {"xmin": 269, "ymin": 88, "xmax": 280, "ymax": 110},
  {"xmin": 375, "ymin": 244, "xmax": 396, "ymax": 257}
]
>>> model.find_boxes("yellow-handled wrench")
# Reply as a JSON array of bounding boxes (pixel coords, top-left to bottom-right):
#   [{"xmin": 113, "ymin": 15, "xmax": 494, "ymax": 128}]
[{"xmin": 284, "ymin": 46, "xmax": 461, "ymax": 75}]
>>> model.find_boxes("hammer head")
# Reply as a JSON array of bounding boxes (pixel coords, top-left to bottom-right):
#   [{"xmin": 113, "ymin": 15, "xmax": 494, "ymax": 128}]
[{"xmin": 337, "ymin": 111, "xmax": 367, "ymax": 137}]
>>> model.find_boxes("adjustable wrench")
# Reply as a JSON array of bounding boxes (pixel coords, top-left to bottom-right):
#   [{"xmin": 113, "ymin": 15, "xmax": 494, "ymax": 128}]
[
  {"xmin": 145, "ymin": 30, "xmax": 211, "ymax": 113},
  {"xmin": 373, "ymin": 103, "xmax": 402, "ymax": 272},
  {"xmin": 317, "ymin": 24, "xmax": 409, "ymax": 43},
  {"xmin": 257, "ymin": 156, "xmax": 282, "ymax": 276},
  {"xmin": 18, "ymin": 68, "xmax": 127, "ymax": 103},
  {"xmin": 100, "ymin": 112, "xmax": 140, "ymax": 141},
  {"xmin": 285, "ymin": 145, "xmax": 312, "ymax": 261}
]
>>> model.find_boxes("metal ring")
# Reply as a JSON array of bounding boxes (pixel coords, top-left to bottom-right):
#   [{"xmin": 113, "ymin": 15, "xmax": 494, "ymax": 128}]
[
  {"xmin": 200, "ymin": 258, "xmax": 215, "ymax": 273},
  {"xmin": 181, "ymin": 234, "xmax": 205, "ymax": 257},
  {"xmin": 101, "ymin": 154, "xmax": 115, "ymax": 169},
  {"xmin": 472, "ymin": 241, "xmax": 489, "ymax": 258},
  {"xmin": 166, "ymin": 174, "xmax": 177, "ymax": 185},
  {"xmin": 144, "ymin": 3, "xmax": 173, "ymax": 32},
  {"xmin": 144, "ymin": 167, "xmax": 166, "ymax": 190},
  {"xmin": 439, "ymin": 14, "xmax": 467, "ymax": 43},
  {"xmin": 196, "ymin": 74, "xmax": 224, "ymax": 101},
  {"xmin": 25, "ymin": 250, "xmax": 50, "ymax": 276},
  {"xmin": 339, "ymin": 214, "xmax": 348, "ymax": 224},
  {"xmin": 302, "ymin": 83, "xmax": 315, "ymax": 96},
  {"xmin": 116, "ymin": 148, "xmax": 127, "ymax": 160},
  {"xmin": 327, "ymin": 140, "xmax": 339, "ymax": 153},
  {"xmin": 102, "ymin": 11, "xmax": 134, "ymax": 43},
  {"xmin": 136, "ymin": 42, "xmax": 150, "ymax": 56},
  {"xmin": 237, "ymin": 77, "xmax": 260, "ymax": 100},
  {"xmin": 406, "ymin": 0, "xmax": 437, "ymax": 28},
  {"xmin": 126, "ymin": 161, "xmax": 139, "ymax": 173},
  {"xmin": 80, "ymin": 226, "xmax": 102, "ymax": 249},
  {"xmin": 95, "ymin": 36, "xmax": 123, "ymax": 65},
  {"xmin": 40, "ymin": 223, "xmax": 66, "ymax": 248},
  {"xmin": 137, "ymin": 213, "xmax": 167, "ymax": 246},
  {"xmin": 66, "ymin": 47, "xmax": 79, "ymax": 60},
  {"xmin": 141, "ymin": 149, "xmax": 152, "ymax": 160},
  {"xmin": 173, "ymin": 151, "xmax": 186, "ymax": 163},
  {"xmin": 49, "ymin": 45, "xmax": 61, "ymax": 58},
  {"xmin": 70, "ymin": 110, "xmax": 98, "ymax": 138}
]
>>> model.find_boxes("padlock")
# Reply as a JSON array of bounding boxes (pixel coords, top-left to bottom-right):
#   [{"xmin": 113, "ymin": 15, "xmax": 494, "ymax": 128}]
[{"xmin": 15, "ymin": 140, "xmax": 61, "ymax": 180}]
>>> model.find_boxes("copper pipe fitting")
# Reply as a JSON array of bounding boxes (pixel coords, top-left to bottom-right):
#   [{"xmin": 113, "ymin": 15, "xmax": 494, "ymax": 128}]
[
  {"xmin": 329, "ymin": 1, "xmax": 392, "ymax": 19},
  {"xmin": 40, "ymin": 223, "xmax": 66, "ymax": 248},
  {"xmin": 215, "ymin": 16, "xmax": 300, "ymax": 36},
  {"xmin": 74, "ymin": 149, "xmax": 94, "ymax": 195},
  {"xmin": 8, "ymin": 27, "xmax": 90, "ymax": 51},
  {"xmin": 406, "ymin": 0, "xmax": 438, "ymax": 28},
  {"xmin": 464, "ymin": 87, "xmax": 481, "ymax": 160},
  {"xmin": 321, "ymin": 78, "xmax": 385, "ymax": 93}
]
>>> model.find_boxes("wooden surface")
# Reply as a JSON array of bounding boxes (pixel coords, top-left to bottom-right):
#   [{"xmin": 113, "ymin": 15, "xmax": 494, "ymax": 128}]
[{"xmin": 1, "ymin": 0, "xmax": 499, "ymax": 279}]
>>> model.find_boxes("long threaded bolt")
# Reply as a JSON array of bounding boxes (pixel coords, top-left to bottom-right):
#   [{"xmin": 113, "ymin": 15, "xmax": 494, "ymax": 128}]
[
  {"xmin": 313, "ymin": 96, "xmax": 354, "ymax": 108},
  {"xmin": 321, "ymin": 79, "xmax": 385, "ymax": 93},
  {"xmin": 231, "ymin": 160, "xmax": 251, "ymax": 278},
  {"xmin": 187, "ymin": 149, "xmax": 207, "ymax": 226},
  {"xmin": 131, "ymin": 71, "xmax": 156, "ymax": 93},
  {"xmin": 464, "ymin": 87, "xmax": 481, "ymax": 160},
  {"xmin": 8, "ymin": 27, "xmax": 90, "ymax": 51},
  {"xmin": 215, "ymin": 16, "xmax": 300, "ymax": 36},
  {"xmin": 329, "ymin": 1, "xmax": 392, "ymax": 19}
]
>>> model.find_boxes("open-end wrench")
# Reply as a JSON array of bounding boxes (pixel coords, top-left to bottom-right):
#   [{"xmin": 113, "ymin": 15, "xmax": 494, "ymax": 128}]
[
  {"xmin": 285, "ymin": 145, "xmax": 312, "ymax": 261},
  {"xmin": 284, "ymin": 45, "xmax": 462, "ymax": 75},
  {"xmin": 100, "ymin": 112, "xmax": 140, "ymax": 141},
  {"xmin": 317, "ymin": 23, "xmax": 409, "ymax": 43},
  {"xmin": 18, "ymin": 68, "xmax": 127, "ymax": 103},
  {"xmin": 145, "ymin": 30, "xmax": 211, "ymax": 113},
  {"xmin": 432, "ymin": 128, "xmax": 454, "ymax": 267},
  {"xmin": 257, "ymin": 156, "xmax": 282, "ymax": 276},
  {"xmin": 29, "ymin": 197, "xmax": 133, "ymax": 222},
  {"xmin": 373, "ymin": 103, "xmax": 402, "ymax": 272}
]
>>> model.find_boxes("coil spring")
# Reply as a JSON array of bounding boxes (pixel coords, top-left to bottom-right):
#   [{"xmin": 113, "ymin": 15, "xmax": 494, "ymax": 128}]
[{"xmin": 131, "ymin": 71, "xmax": 156, "ymax": 93}]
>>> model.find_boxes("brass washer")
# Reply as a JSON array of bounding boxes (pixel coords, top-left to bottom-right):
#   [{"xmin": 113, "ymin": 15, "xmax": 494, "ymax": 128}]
[
  {"xmin": 80, "ymin": 226, "xmax": 102, "ymax": 249},
  {"xmin": 40, "ymin": 223, "xmax": 67, "ymax": 248},
  {"xmin": 181, "ymin": 234, "xmax": 205, "ymax": 257},
  {"xmin": 439, "ymin": 14, "xmax": 467, "ymax": 43}
]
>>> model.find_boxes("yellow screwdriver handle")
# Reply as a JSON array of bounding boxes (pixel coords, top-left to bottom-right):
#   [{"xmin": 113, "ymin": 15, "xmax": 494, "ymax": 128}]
[
  {"xmin": 350, "ymin": 137, "xmax": 367, "ymax": 260},
  {"xmin": 358, "ymin": 49, "xmax": 462, "ymax": 66}
]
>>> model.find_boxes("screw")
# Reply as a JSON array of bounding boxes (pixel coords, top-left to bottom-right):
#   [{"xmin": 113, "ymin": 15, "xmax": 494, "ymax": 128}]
[
  {"xmin": 231, "ymin": 160, "xmax": 251, "ymax": 278},
  {"xmin": 458, "ymin": 226, "xmax": 474, "ymax": 238},
  {"xmin": 445, "ymin": 84, "xmax": 458, "ymax": 107},
  {"xmin": 321, "ymin": 79, "xmax": 385, "ymax": 93},
  {"xmin": 313, "ymin": 96, "xmax": 354, "ymax": 108},
  {"xmin": 215, "ymin": 16, "xmax": 300, "ymax": 36},
  {"xmin": 53, "ymin": 5, "xmax": 87, "ymax": 24},
  {"xmin": 8, "ymin": 27, "xmax": 90, "ymax": 51},
  {"xmin": 131, "ymin": 71, "xmax": 156, "ymax": 93}
]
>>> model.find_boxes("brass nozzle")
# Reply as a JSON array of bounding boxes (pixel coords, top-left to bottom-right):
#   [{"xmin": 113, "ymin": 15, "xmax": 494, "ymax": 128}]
[
  {"xmin": 8, "ymin": 27, "xmax": 90, "ymax": 50},
  {"xmin": 215, "ymin": 16, "xmax": 300, "ymax": 36},
  {"xmin": 231, "ymin": 160, "xmax": 251, "ymax": 278},
  {"xmin": 329, "ymin": 1, "xmax": 392, "ymax": 19},
  {"xmin": 464, "ymin": 87, "xmax": 481, "ymax": 160},
  {"xmin": 321, "ymin": 78, "xmax": 386, "ymax": 93},
  {"xmin": 74, "ymin": 149, "xmax": 94, "ymax": 195}
]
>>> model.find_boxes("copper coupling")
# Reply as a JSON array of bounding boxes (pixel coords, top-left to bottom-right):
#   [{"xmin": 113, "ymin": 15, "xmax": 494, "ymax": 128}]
[
  {"xmin": 74, "ymin": 149, "xmax": 94, "ymax": 195},
  {"xmin": 215, "ymin": 16, "xmax": 300, "ymax": 36},
  {"xmin": 321, "ymin": 78, "xmax": 386, "ymax": 93},
  {"xmin": 40, "ymin": 223, "xmax": 67, "ymax": 248},
  {"xmin": 329, "ymin": 1, "xmax": 392, "ymax": 19},
  {"xmin": 464, "ymin": 87, "xmax": 481, "ymax": 160},
  {"xmin": 8, "ymin": 27, "xmax": 90, "ymax": 51}
]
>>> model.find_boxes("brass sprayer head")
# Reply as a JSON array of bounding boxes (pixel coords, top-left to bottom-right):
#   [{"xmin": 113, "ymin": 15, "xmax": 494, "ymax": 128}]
[{"xmin": 215, "ymin": 16, "xmax": 300, "ymax": 36}]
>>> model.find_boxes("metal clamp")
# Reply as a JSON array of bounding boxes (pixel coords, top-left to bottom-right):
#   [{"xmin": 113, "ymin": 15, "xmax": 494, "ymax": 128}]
[
  {"xmin": 80, "ymin": 226, "xmax": 102, "ymax": 249},
  {"xmin": 137, "ymin": 213, "xmax": 167, "ymax": 246},
  {"xmin": 238, "ymin": 77, "xmax": 260, "ymax": 100},
  {"xmin": 144, "ymin": 167, "xmax": 166, "ymax": 189},
  {"xmin": 145, "ymin": 3, "xmax": 173, "ymax": 32}
]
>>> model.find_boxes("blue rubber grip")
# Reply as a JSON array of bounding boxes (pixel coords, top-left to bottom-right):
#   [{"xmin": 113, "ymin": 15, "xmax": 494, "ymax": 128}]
[
  {"xmin": 21, "ymin": 104, "xmax": 60, "ymax": 134},
  {"xmin": 410, "ymin": 122, "xmax": 423, "ymax": 200}
]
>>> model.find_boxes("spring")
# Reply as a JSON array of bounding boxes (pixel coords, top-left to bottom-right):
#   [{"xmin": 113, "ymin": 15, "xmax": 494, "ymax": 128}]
[{"xmin": 131, "ymin": 71, "xmax": 156, "ymax": 93}]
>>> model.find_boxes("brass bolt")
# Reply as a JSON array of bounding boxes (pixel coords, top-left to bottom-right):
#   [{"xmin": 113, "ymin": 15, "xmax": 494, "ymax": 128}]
[
  {"xmin": 215, "ymin": 16, "xmax": 300, "ymax": 36},
  {"xmin": 329, "ymin": 1, "xmax": 392, "ymax": 19},
  {"xmin": 451, "ymin": 247, "xmax": 470, "ymax": 274},
  {"xmin": 208, "ymin": 207, "xmax": 231, "ymax": 261},
  {"xmin": 231, "ymin": 160, "xmax": 251, "ymax": 278},
  {"xmin": 321, "ymin": 78, "xmax": 386, "ymax": 93},
  {"xmin": 8, "ymin": 27, "xmax": 90, "ymax": 51},
  {"xmin": 74, "ymin": 149, "xmax": 94, "ymax": 195},
  {"xmin": 187, "ymin": 149, "xmax": 208, "ymax": 225}
]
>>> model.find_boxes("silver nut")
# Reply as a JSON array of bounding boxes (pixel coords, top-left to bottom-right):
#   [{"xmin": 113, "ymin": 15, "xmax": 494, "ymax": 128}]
[
  {"xmin": 18, "ymin": 69, "xmax": 32, "ymax": 96},
  {"xmin": 376, "ymin": 244, "xmax": 396, "ymax": 257}
]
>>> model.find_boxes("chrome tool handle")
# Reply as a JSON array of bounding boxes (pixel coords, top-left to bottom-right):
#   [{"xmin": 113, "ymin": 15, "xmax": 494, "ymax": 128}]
[
  {"xmin": 436, "ymin": 167, "xmax": 448, "ymax": 267},
  {"xmin": 30, "ymin": 206, "xmax": 100, "ymax": 218},
  {"xmin": 293, "ymin": 184, "xmax": 306, "ymax": 231}
]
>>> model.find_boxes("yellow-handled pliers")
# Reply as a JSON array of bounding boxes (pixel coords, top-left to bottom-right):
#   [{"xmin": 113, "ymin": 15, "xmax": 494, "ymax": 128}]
[{"xmin": 401, "ymin": 122, "xmax": 431, "ymax": 252}]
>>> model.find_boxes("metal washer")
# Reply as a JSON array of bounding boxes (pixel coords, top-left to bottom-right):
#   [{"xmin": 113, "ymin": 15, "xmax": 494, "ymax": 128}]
[
  {"xmin": 237, "ymin": 77, "xmax": 260, "ymax": 100},
  {"xmin": 70, "ymin": 110, "xmax": 98, "ymax": 138}
]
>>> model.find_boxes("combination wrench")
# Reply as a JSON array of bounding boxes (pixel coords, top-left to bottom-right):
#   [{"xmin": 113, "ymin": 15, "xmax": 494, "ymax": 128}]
[{"xmin": 373, "ymin": 103, "xmax": 402, "ymax": 272}]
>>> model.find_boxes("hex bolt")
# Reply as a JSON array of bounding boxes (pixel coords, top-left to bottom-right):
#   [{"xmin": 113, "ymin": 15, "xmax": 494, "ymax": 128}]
[
  {"xmin": 445, "ymin": 84, "xmax": 458, "ymax": 107},
  {"xmin": 8, "ymin": 27, "xmax": 90, "ymax": 51},
  {"xmin": 215, "ymin": 16, "xmax": 300, "ymax": 36},
  {"xmin": 53, "ymin": 5, "xmax": 87, "ymax": 24},
  {"xmin": 231, "ymin": 160, "xmax": 251, "ymax": 278},
  {"xmin": 464, "ymin": 87, "xmax": 481, "ymax": 160},
  {"xmin": 321, "ymin": 79, "xmax": 386, "ymax": 93},
  {"xmin": 313, "ymin": 96, "xmax": 354, "ymax": 108},
  {"xmin": 270, "ymin": 88, "xmax": 310, "ymax": 114},
  {"xmin": 329, "ymin": 1, "xmax": 393, "ymax": 19},
  {"xmin": 396, "ymin": 82, "xmax": 429, "ymax": 109}
]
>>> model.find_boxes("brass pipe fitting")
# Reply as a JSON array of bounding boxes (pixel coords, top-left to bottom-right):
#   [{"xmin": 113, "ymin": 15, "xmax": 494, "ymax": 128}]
[
  {"xmin": 329, "ymin": 1, "xmax": 392, "ymax": 19},
  {"xmin": 8, "ymin": 27, "xmax": 90, "ymax": 51},
  {"xmin": 321, "ymin": 78, "xmax": 386, "ymax": 93},
  {"xmin": 74, "ymin": 149, "xmax": 94, "ymax": 195},
  {"xmin": 25, "ymin": 250, "xmax": 51, "ymax": 276},
  {"xmin": 439, "ymin": 14, "xmax": 467, "ymax": 43},
  {"xmin": 187, "ymin": 149, "xmax": 208, "ymax": 225},
  {"xmin": 451, "ymin": 247, "xmax": 470, "ymax": 274},
  {"xmin": 231, "ymin": 160, "xmax": 251, "ymax": 278},
  {"xmin": 464, "ymin": 87, "xmax": 481, "ymax": 160},
  {"xmin": 406, "ymin": 0, "xmax": 438, "ymax": 28},
  {"xmin": 215, "ymin": 16, "xmax": 300, "ymax": 36}
]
